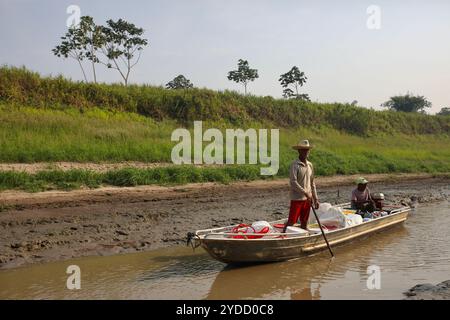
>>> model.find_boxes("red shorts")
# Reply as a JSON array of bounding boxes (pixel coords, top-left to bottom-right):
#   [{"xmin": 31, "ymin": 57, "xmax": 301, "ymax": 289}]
[{"xmin": 287, "ymin": 200, "xmax": 311, "ymax": 227}]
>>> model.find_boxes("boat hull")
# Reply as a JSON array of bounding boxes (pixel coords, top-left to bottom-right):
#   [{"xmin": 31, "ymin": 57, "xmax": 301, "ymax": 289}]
[{"xmin": 199, "ymin": 209, "xmax": 409, "ymax": 263}]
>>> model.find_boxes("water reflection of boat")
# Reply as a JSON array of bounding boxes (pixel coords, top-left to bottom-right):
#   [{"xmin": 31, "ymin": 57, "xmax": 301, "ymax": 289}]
[
  {"xmin": 206, "ymin": 225, "xmax": 408, "ymax": 300},
  {"xmin": 195, "ymin": 204, "xmax": 410, "ymax": 264}
]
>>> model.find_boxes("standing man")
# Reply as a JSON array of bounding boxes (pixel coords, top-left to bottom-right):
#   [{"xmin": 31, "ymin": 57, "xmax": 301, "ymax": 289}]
[{"xmin": 285, "ymin": 139, "xmax": 319, "ymax": 231}]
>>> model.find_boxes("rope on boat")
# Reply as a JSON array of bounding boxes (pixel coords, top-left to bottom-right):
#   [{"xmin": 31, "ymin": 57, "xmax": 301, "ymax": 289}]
[{"xmin": 186, "ymin": 232, "xmax": 201, "ymax": 251}]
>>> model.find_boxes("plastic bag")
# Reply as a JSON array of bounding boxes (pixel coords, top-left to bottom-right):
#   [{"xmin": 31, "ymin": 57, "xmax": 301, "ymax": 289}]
[
  {"xmin": 345, "ymin": 214, "xmax": 363, "ymax": 227},
  {"xmin": 229, "ymin": 221, "xmax": 273, "ymax": 239},
  {"xmin": 308, "ymin": 203, "xmax": 346, "ymax": 227},
  {"xmin": 251, "ymin": 221, "xmax": 274, "ymax": 233}
]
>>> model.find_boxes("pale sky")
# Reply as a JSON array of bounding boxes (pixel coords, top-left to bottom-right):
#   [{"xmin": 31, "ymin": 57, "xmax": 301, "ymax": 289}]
[{"xmin": 1, "ymin": 0, "xmax": 449, "ymax": 113}]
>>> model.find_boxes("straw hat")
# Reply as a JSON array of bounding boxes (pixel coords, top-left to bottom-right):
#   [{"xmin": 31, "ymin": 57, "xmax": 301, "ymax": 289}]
[
  {"xmin": 292, "ymin": 139, "xmax": 312, "ymax": 150},
  {"xmin": 355, "ymin": 177, "xmax": 368, "ymax": 185}
]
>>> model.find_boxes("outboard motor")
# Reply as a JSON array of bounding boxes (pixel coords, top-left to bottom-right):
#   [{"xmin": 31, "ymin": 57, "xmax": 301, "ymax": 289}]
[{"xmin": 372, "ymin": 192, "xmax": 385, "ymax": 210}]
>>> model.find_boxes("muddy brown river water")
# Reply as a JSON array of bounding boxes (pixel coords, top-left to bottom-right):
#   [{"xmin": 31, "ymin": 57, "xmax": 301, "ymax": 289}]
[{"xmin": 0, "ymin": 201, "xmax": 449, "ymax": 299}]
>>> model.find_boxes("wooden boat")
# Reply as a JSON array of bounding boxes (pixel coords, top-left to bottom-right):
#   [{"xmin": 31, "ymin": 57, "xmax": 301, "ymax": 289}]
[{"xmin": 192, "ymin": 203, "xmax": 410, "ymax": 264}]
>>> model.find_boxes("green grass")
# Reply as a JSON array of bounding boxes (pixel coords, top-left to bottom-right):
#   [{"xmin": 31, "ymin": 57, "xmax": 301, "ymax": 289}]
[
  {"xmin": 1, "ymin": 105, "xmax": 449, "ymax": 170},
  {"xmin": 0, "ymin": 66, "xmax": 449, "ymax": 192},
  {"xmin": 0, "ymin": 105, "xmax": 449, "ymax": 192},
  {"xmin": 0, "ymin": 104, "xmax": 174, "ymax": 162},
  {"xmin": 2, "ymin": 65, "xmax": 449, "ymax": 136},
  {"xmin": 0, "ymin": 166, "xmax": 270, "ymax": 192}
]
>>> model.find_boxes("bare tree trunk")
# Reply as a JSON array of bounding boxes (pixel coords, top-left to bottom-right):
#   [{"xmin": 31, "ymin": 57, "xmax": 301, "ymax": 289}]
[
  {"xmin": 125, "ymin": 54, "xmax": 131, "ymax": 86},
  {"xmin": 77, "ymin": 59, "xmax": 88, "ymax": 82},
  {"xmin": 112, "ymin": 58, "xmax": 127, "ymax": 85},
  {"xmin": 91, "ymin": 61, "xmax": 97, "ymax": 83},
  {"xmin": 91, "ymin": 47, "xmax": 97, "ymax": 83}
]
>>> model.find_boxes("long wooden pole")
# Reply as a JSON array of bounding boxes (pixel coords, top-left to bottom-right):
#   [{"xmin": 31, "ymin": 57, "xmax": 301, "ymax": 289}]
[{"xmin": 310, "ymin": 204, "xmax": 335, "ymax": 258}]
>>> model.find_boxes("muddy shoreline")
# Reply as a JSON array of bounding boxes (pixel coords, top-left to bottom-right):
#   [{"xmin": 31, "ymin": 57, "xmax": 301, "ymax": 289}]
[
  {"xmin": 0, "ymin": 173, "xmax": 449, "ymax": 270},
  {"xmin": 404, "ymin": 281, "xmax": 450, "ymax": 300}
]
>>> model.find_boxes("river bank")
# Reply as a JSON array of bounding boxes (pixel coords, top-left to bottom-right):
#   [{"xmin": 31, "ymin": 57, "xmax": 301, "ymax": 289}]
[
  {"xmin": 1, "ymin": 200, "xmax": 449, "ymax": 300},
  {"xmin": 404, "ymin": 280, "xmax": 450, "ymax": 300},
  {"xmin": 0, "ymin": 173, "xmax": 449, "ymax": 269}
]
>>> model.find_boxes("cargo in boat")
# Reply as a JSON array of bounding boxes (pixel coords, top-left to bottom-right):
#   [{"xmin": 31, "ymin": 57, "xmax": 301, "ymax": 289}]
[{"xmin": 191, "ymin": 203, "xmax": 410, "ymax": 264}]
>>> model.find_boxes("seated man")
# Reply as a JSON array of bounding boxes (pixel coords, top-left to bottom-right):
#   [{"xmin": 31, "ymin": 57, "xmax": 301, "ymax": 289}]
[{"xmin": 351, "ymin": 177, "xmax": 376, "ymax": 212}]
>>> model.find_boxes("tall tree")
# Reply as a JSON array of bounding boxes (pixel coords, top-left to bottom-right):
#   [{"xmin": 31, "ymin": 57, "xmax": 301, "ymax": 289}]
[
  {"xmin": 78, "ymin": 16, "xmax": 104, "ymax": 83},
  {"xmin": 437, "ymin": 107, "xmax": 450, "ymax": 116},
  {"xmin": 279, "ymin": 66, "xmax": 310, "ymax": 101},
  {"xmin": 227, "ymin": 59, "xmax": 258, "ymax": 95},
  {"xmin": 53, "ymin": 20, "xmax": 89, "ymax": 82},
  {"xmin": 382, "ymin": 94, "xmax": 432, "ymax": 113},
  {"xmin": 100, "ymin": 19, "xmax": 148, "ymax": 86},
  {"xmin": 166, "ymin": 75, "xmax": 194, "ymax": 89}
]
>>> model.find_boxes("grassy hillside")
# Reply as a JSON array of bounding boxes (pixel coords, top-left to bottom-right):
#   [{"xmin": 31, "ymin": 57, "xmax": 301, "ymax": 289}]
[
  {"xmin": 0, "ymin": 66, "xmax": 449, "ymax": 192},
  {"xmin": 2, "ymin": 66, "xmax": 449, "ymax": 136}
]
